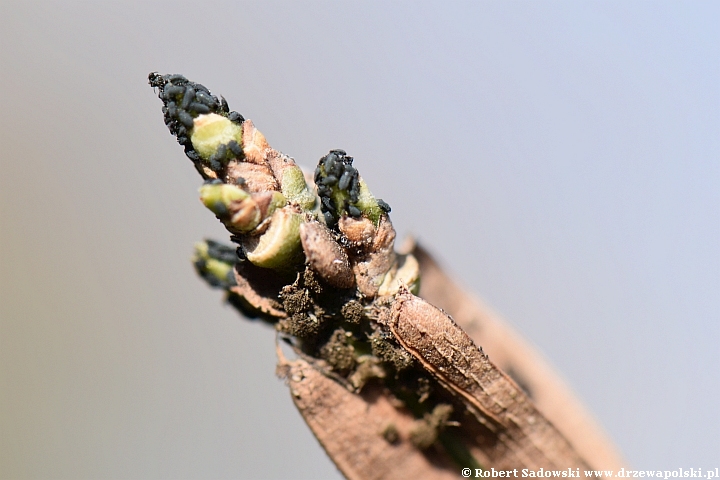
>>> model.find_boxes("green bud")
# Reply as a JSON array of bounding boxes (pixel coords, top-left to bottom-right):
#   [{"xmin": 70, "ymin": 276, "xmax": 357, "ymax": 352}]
[
  {"xmin": 281, "ymin": 166, "xmax": 317, "ymax": 211},
  {"xmin": 243, "ymin": 206, "xmax": 304, "ymax": 270},
  {"xmin": 199, "ymin": 183, "xmax": 262, "ymax": 232},
  {"xmin": 314, "ymin": 151, "xmax": 386, "ymax": 227},
  {"xmin": 191, "ymin": 113, "xmax": 243, "ymax": 160},
  {"xmin": 354, "ymin": 179, "xmax": 383, "ymax": 226},
  {"xmin": 192, "ymin": 240, "xmax": 237, "ymax": 289}
]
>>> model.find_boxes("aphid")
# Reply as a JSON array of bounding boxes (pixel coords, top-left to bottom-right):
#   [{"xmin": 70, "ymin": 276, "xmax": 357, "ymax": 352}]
[
  {"xmin": 215, "ymin": 143, "xmax": 227, "ymax": 161},
  {"xmin": 338, "ymin": 171, "xmax": 352, "ymax": 191},
  {"xmin": 323, "ymin": 211, "xmax": 335, "ymax": 225},
  {"xmin": 332, "ymin": 162, "xmax": 343, "ymax": 178},
  {"xmin": 348, "ymin": 205, "xmax": 361, "ymax": 217},
  {"xmin": 195, "ymin": 91, "xmax": 216, "ymax": 107},
  {"xmin": 228, "ymin": 111, "xmax": 244, "ymax": 123},
  {"xmin": 321, "ymin": 196, "xmax": 335, "ymax": 212},
  {"xmin": 212, "ymin": 200, "xmax": 229, "ymax": 217},
  {"xmin": 325, "ymin": 153, "xmax": 337, "ymax": 171},
  {"xmin": 165, "ymin": 85, "xmax": 184, "ymax": 98},
  {"xmin": 209, "ymin": 158, "xmax": 222, "ymax": 171},
  {"xmin": 185, "ymin": 150, "xmax": 200, "ymax": 161},
  {"xmin": 178, "ymin": 110, "xmax": 194, "ymax": 129},
  {"xmin": 207, "ymin": 152, "xmax": 221, "ymax": 168},
  {"xmin": 320, "ymin": 175, "xmax": 337, "ymax": 186},
  {"xmin": 220, "ymin": 96, "xmax": 229, "ymax": 113},
  {"xmin": 206, "ymin": 239, "xmax": 238, "ymax": 264},
  {"xmin": 181, "ymin": 87, "xmax": 195, "ymax": 109},
  {"xmin": 377, "ymin": 199, "xmax": 391, "ymax": 213},
  {"xmin": 167, "ymin": 74, "xmax": 187, "ymax": 84},
  {"xmin": 190, "ymin": 102, "xmax": 210, "ymax": 114},
  {"xmin": 228, "ymin": 140, "xmax": 242, "ymax": 157}
]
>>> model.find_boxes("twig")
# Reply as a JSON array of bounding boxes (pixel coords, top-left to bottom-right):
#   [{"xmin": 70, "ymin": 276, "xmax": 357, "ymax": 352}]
[{"xmin": 148, "ymin": 72, "xmax": 625, "ymax": 478}]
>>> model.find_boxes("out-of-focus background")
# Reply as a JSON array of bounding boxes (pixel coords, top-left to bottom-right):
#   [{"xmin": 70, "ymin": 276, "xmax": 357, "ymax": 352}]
[{"xmin": 1, "ymin": 2, "xmax": 718, "ymax": 478}]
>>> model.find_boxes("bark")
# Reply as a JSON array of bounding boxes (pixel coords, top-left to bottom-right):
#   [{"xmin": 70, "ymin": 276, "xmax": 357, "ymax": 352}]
[{"xmin": 413, "ymin": 244, "xmax": 627, "ymax": 471}]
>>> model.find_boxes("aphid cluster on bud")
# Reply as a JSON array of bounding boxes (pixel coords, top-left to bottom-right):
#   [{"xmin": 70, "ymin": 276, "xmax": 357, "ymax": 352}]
[
  {"xmin": 313, "ymin": 150, "xmax": 391, "ymax": 228},
  {"xmin": 192, "ymin": 240, "xmax": 238, "ymax": 289},
  {"xmin": 148, "ymin": 73, "xmax": 245, "ymax": 173},
  {"xmin": 315, "ymin": 150, "xmax": 361, "ymax": 225}
]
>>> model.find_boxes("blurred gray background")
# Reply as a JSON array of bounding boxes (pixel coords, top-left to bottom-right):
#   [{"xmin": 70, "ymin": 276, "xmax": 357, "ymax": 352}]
[{"xmin": 1, "ymin": 1, "xmax": 718, "ymax": 478}]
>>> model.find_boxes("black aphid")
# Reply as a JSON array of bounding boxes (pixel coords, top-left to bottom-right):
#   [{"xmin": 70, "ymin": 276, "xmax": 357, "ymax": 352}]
[
  {"xmin": 167, "ymin": 74, "xmax": 187, "ymax": 84},
  {"xmin": 321, "ymin": 175, "xmax": 337, "ymax": 186},
  {"xmin": 338, "ymin": 171, "xmax": 352, "ymax": 191},
  {"xmin": 228, "ymin": 140, "xmax": 242, "ymax": 157},
  {"xmin": 165, "ymin": 85, "xmax": 184, "ymax": 98},
  {"xmin": 377, "ymin": 199, "xmax": 391, "ymax": 213},
  {"xmin": 321, "ymin": 196, "xmax": 336, "ymax": 212},
  {"xmin": 208, "ymin": 151, "xmax": 221, "ymax": 167},
  {"xmin": 325, "ymin": 153, "xmax": 337, "ymax": 171},
  {"xmin": 148, "ymin": 72, "xmax": 246, "ymax": 165},
  {"xmin": 190, "ymin": 102, "xmax": 211, "ymax": 114},
  {"xmin": 195, "ymin": 91, "xmax": 216, "ymax": 107},
  {"xmin": 209, "ymin": 159, "xmax": 222, "ymax": 171},
  {"xmin": 206, "ymin": 239, "xmax": 239, "ymax": 265},
  {"xmin": 348, "ymin": 205, "xmax": 361, "ymax": 217},
  {"xmin": 350, "ymin": 177, "xmax": 360, "ymax": 201},
  {"xmin": 181, "ymin": 88, "xmax": 195, "ymax": 109},
  {"xmin": 228, "ymin": 111, "xmax": 244, "ymax": 123},
  {"xmin": 216, "ymin": 143, "xmax": 227, "ymax": 161},
  {"xmin": 178, "ymin": 110, "xmax": 194, "ymax": 129},
  {"xmin": 212, "ymin": 200, "xmax": 228, "ymax": 216}
]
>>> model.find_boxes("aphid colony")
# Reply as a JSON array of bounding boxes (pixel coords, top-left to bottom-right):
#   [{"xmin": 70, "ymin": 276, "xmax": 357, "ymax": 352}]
[
  {"xmin": 315, "ymin": 150, "xmax": 392, "ymax": 228},
  {"xmin": 148, "ymin": 72, "xmax": 415, "ymax": 300},
  {"xmin": 149, "ymin": 73, "xmax": 245, "ymax": 173}
]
